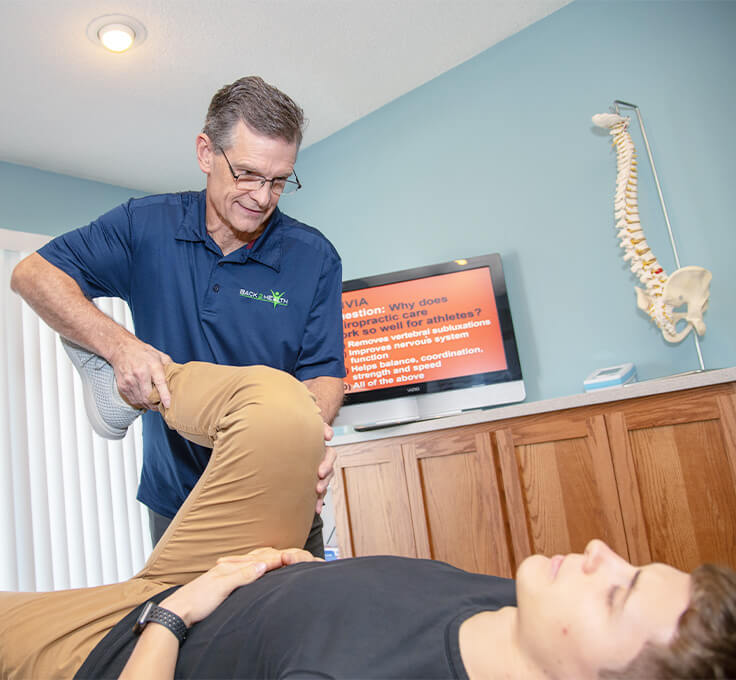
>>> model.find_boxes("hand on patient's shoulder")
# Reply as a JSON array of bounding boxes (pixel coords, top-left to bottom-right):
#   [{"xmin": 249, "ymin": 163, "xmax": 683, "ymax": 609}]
[{"xmin": 161, "ymin": 547, "xmax": 322, "ymax": 628}]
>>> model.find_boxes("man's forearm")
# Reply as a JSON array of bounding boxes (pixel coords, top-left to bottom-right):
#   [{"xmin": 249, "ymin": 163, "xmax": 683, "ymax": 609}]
[
  {"xmin": 10, "ymin": 252, "xmax": 135, "ymax": 361},
  {"xmin": 302, "ymin": 376, "xmax": 344, "ymax": 424}
]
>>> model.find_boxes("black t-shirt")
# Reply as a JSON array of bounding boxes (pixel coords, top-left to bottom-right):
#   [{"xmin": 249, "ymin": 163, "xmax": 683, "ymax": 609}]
[{"xmin": 76, "ymin": 556, "xmax": 516, "ymax": 679}]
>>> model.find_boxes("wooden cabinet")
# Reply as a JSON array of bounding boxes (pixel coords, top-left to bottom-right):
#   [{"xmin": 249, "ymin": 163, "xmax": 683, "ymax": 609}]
[
  {"xmin": 606, "ymin": 386, "xmax": 736, "ymax": 572},
  {"xmin": 332, "ymin": 427, "xmax": 513, "ymax": 576},
  {"xmin": 330, "ymin": 441, "xmax": 417, "ymax": 558},
  {"xmin": 331, "ymin": 381, "xmax": 736, "ymax": 575},
  {"xmin": 494, "ymin": 411, "xmax": 628, "ymax": 569}
]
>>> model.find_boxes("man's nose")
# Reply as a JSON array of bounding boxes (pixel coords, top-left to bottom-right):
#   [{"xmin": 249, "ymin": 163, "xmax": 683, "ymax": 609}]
[{"xmin": 251, "ymin": 181, "xmax": 273, "ymax": 205}]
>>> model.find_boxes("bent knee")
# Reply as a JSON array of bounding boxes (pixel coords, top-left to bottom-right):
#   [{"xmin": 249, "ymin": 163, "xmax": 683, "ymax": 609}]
[{"xmin": 246, "ymin": 366, "xmax": 322, "ymax": 422}]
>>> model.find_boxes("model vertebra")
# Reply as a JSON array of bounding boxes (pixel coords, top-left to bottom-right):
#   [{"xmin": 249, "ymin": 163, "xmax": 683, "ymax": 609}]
[{"xmin": 592, "ymin": 112, "xmax": 711, "ymax": 343}]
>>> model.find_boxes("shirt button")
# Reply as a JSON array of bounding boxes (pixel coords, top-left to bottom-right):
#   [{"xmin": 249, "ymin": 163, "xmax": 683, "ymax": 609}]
[{"xmin": 213, "ymin": 284, "xmax": 220, "ymax": 293}]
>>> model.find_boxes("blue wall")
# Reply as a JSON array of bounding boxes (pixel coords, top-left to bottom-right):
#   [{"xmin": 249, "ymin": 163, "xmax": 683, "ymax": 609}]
[
  {"xmin": 0, "ymin": 161, "xmax": 144, "ymax": 236},
  {"xmin": 290, "ymin": 0, "xmax": 736, "ymax": 401},
  {"xmin": 2, "ymin": 0, "xmax": 734, "ymax": 403}
]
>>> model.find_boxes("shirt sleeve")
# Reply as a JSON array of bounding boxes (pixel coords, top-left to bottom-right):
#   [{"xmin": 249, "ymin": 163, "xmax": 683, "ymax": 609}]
[
  {"xmin": 37, "ymin": 200, "xmax": 136, "ymax": 302},
  {"xmin": 294, "ymin": 249, "xmax": 346, "ymax": 381}
]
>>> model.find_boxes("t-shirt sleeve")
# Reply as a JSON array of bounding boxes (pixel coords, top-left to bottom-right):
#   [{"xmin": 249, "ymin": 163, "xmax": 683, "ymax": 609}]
[
  {"xmin": 37, "ymin": 201, "xmax": 136, "ymax": 302},
  {"xmin": 294, "ymin": 250, "xmax": 346, "ymax": 381}
]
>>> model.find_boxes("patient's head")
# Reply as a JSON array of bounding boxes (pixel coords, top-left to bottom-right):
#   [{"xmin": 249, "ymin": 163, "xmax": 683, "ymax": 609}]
[
  {"xmin": 513, "ymin": 539, "xmax": 736, "ymax": 679},
  {"xmin": 600, "ymin": 560, "xmax": 736, "ymax": 679}
]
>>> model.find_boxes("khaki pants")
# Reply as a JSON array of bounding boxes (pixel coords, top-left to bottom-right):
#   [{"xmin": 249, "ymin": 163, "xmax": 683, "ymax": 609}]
[{"xmin": 0, "ymin": 362, "xmax": 325, "ymax": 679}]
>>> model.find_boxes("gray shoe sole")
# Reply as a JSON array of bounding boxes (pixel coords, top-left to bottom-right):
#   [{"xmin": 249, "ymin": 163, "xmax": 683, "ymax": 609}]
[{"xmin": 60, "ymin": 337, "xmax": 141, "ymax": 440}]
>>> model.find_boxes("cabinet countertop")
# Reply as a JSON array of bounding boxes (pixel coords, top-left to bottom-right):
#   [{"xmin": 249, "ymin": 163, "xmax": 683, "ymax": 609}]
[{"xmin": 331, "ymin": 366, "xmax": 736, "ymax": 446}]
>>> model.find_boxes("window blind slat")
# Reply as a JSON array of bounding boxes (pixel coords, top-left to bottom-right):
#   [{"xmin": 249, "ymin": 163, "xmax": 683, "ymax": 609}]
[{"xmin": 0, "ymin": 244, "xmax": 152, "ymax": 592}]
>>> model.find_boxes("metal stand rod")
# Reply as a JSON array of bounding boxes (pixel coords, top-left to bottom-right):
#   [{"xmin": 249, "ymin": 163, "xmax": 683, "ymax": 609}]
[{"xmin": 612, "ymin": 99, "xmax": 705, "ymax": 371}]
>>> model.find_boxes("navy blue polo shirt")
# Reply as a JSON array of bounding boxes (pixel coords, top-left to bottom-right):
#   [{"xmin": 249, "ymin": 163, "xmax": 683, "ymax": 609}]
[{"xmin": 39, "ymin": 190, "xmax": 344, "ymax": 517}]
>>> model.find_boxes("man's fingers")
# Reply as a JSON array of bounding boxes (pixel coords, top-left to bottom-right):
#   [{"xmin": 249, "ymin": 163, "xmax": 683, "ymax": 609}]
[
  {"xmin": 151, "ymin": 372, "xmax": 171, "ymax": 409},
  {"xmin": 116, "ymin": 372, "xmax": 149, "ymax": 409},
  {"xmin": 158, "ymin": 350, "xmax": 173, "ymax": 366},
  {"xmin": 318, "ymin": 446, "xmax": 337, "ymax": 478},
  {"xmin": 110, "ymin": 342, "xmax": 172, "ymax": 409},
  {"xmin": 323, "ymin": 422, "xmax": 334, "ymax": 442},
  {"xmin": 316, "ymin": 477, "xmax": 330, "ymax": 495}
]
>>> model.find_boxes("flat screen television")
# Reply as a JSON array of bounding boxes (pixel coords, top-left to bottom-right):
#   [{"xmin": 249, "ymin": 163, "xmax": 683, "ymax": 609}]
[{"xmin": 334, "ymin": 253, "xmax": 525, "ymax": 430}]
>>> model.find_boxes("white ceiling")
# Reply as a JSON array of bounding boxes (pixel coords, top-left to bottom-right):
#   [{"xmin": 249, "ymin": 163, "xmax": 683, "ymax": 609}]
[{"xmin": 0, "ymin": 0, "xmax": 571, "ymax": 193}]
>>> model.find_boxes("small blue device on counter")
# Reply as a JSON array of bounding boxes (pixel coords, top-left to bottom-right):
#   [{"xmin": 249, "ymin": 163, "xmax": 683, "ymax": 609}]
[{"xmin": 583, "ymin": 363, "xmax": 637, "ymax": 392}]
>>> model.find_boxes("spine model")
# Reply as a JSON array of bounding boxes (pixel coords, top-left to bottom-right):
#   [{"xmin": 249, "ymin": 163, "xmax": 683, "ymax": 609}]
[{"xmin": 592, "ymin": 112, "xmax": 711, "ymax": 343}]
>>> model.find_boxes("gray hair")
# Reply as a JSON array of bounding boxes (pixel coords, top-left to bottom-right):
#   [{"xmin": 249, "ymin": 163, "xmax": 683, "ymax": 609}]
[{"xmin": 203, "ymin": 76, "xmax": 305, "ymax": 150}]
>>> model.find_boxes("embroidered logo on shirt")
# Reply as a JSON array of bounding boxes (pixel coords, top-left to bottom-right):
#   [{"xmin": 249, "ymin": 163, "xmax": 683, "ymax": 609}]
[{"xmin": 239, "ymin": 289, "xmax": 289, "ymax": 308}]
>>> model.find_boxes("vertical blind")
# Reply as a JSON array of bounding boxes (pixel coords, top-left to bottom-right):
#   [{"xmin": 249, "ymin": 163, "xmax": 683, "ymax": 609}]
[{"xmin": 1, "ymin": 235, "xmax": 151, "ymax": 592}]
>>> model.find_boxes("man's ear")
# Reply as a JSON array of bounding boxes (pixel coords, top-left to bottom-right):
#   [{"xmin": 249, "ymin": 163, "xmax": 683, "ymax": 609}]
[{"xmin": 196, "ymin": 133, "xmax": 214, "ymax": 174}]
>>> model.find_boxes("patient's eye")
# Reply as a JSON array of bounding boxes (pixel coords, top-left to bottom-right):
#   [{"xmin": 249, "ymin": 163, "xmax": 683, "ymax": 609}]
[
  {"xmin": 607, "ymin": 570, "xmax": 642, "ymax": 613},
  {"xmin": 606, "ymin": 585, "xmax": 620, "ymax": 610}
]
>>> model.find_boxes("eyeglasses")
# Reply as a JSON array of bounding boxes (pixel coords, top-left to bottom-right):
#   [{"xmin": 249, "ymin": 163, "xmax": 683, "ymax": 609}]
[{"xmin": 219, "ymin": 147, "xmax": 301, "ymax": 196}]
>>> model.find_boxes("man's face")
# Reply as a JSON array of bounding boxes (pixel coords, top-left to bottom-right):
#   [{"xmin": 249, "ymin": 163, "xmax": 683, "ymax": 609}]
[
  {"xmin": 198, "ymin": 120, "xmax": 298, "ymax": 242},
  {"xmin": 514, "ymin": 539, "xmax": 691, "ymax": 678}
]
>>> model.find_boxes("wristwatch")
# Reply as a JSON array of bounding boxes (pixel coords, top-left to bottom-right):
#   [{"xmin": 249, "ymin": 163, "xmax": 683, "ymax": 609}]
[{"xmin": 133, "ymin": 601, "xmax": 188, "ymax": 645}]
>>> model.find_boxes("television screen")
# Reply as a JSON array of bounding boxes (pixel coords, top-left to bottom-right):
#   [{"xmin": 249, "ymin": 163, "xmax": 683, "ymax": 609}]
[{"xmin": 334, "ymin": 253, "xmax": 525, "ymax": 429}]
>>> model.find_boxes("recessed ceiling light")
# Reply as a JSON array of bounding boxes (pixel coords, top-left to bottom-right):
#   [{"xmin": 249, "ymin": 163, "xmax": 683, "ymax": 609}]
[
  {"xmin": 86, "ymin": 15, "xmax": 147, "ymax": 53},
  {"xmin": 99, "ymin": 23, "xmax": 135, "ymax": 52}
]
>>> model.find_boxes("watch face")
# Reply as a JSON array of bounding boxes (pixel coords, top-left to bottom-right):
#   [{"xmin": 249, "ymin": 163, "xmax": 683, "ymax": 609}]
[
  {"xmin": 131, "ymin": 601, "xmax": 188, "ymax": 644},
  {"xmin": 133, "ymin": 601, "xmax": 155, "ymax": 635}
]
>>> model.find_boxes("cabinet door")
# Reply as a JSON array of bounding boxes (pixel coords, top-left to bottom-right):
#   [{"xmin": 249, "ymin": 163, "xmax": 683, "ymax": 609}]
[
  {"xmin": 332, "ymin": 441, "xmax": 418, "ymax": 558},
  {"xmin": 403, "ymin": 427, "xmax": 514, "ymax": 577},
  {"xmin": 607, "ymin": 386, "xmax": 736, "ymax": 571},
  {"xmin": 495, "ymin": 412, "xmax": 628, "ymax": 568}
]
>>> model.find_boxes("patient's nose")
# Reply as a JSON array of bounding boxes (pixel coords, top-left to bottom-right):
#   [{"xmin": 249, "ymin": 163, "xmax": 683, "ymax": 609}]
[{"xmin": 582, "ymin": 539, "xmax": 630, "ymax": 574}]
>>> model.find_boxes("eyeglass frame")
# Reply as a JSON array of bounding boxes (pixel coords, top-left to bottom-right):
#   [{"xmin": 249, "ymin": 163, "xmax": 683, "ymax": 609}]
[{"xmin": 218, "ymin": 146, "xmax": 302, "ymax": 195}]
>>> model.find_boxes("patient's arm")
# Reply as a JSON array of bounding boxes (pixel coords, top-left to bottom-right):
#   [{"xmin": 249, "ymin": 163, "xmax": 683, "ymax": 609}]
[{"xmin": 119, "ymin": 548, "xmax": 321, "ymax": 680}]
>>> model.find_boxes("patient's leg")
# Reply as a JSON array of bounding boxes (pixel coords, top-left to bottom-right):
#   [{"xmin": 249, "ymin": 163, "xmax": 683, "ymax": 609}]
[
  {"xmin": 0, "ymin": 361, "xmax": 324, "ymax": 679},
  {"xmin": 136, "ymin": 361, "xmax": 325, "ymax": 585}
]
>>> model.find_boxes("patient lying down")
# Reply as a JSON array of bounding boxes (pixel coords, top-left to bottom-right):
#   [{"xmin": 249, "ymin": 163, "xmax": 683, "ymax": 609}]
[
  {"xmin": 3, "ymin": 542, "xmax": 735, "ymax": 679},
  {"xmin": 99, "ymin": 540, "xmax": 735, "ymax": 680},
  {"xmin": 0, "ymin": 348, "xmax": 733, "ymax": 679}
]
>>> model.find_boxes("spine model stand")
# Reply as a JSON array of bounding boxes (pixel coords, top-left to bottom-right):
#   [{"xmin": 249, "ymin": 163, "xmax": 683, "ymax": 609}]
[{"xmin": 592, "ymin": 112, "xmax": 711, "ymax": 343}]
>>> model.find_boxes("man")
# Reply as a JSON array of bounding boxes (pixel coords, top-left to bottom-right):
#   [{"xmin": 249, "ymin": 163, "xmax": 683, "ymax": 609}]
[{"xmin": 10, "ymin": 76, "xmax": 345, "ymax": 556}]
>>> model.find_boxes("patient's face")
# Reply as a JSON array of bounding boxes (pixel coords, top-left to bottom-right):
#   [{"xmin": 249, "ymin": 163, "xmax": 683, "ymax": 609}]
[{"xmin": 514, "ymin": 539, "xmax": 690, "ymax": 678}]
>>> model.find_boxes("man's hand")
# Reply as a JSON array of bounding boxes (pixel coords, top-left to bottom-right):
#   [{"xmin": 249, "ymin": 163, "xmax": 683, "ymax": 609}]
[
  {"xmin": 160, "ymin": 547, "xmax": 321, "ymax": 627},
  {"xmin": 316, "ymin": 424, "xmax": 336, "ymax": 514},
  {"xmin": 10, "ymin": 253, "xmax": 172, "ymax": 409},
  {"xmin": 109, "ymin": 338, "xmax": 173, "ymax": 409}
]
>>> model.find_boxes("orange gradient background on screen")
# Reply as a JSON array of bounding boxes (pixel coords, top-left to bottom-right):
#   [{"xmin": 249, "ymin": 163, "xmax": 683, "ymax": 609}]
[{"xmin": 342, "ymin": 268, "xmax": 507, "ymax": 394}]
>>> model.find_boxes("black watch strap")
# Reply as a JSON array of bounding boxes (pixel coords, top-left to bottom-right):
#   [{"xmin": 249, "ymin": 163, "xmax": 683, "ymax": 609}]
[{"xmin": 133, "ymin": 601, "xmax": 188, "ymax": 645}]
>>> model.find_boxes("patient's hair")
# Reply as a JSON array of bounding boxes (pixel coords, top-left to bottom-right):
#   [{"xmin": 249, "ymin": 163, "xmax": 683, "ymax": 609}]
[
  {"xmin": 600, "ymin": 563, "xmax": 736, "ymax": 679},
  {"xmin": 203, "ymin": 76, "xmax": 305, "ymax": 150}
]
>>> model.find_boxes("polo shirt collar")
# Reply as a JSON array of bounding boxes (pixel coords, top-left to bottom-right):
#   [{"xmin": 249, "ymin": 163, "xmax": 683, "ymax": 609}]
[{"xmin": 175, "ymin": 190, "xmax": 283, "ymax": 271}]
